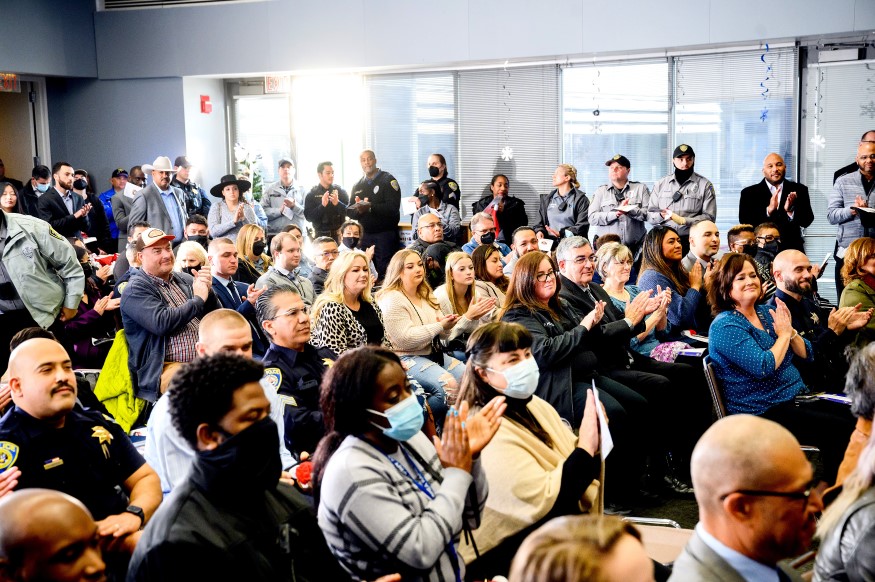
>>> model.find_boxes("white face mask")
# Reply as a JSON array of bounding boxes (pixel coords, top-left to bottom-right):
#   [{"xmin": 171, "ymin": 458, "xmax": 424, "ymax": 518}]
[{"xmin": 488, "ymin": 356, "xmax": 539, "ymax": 399}]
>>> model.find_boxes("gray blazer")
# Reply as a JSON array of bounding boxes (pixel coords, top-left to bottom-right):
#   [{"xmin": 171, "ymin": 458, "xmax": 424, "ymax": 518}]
[
  {"xmin": 669, "ymin": 531, "xmax": 802, "ymax": 582},
  {"xmin": 112, "ymin": 193, "xmax": 134, "ymax": 252},
  {"xmin": 255, "ymin": 267, "xmax": 315, "ymax": 307},
  {"xmin": 128, "ymin": 184, "xmax": 188, "ymax": 239},
  {"xmin": 681, "ymin": 250, "xmax": 709, "ymax": 275}
]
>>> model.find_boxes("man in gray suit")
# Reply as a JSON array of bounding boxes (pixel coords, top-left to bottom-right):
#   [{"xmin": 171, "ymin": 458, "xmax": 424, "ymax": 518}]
[
  {"xmin": 255, "ymin": 232, "xmax": 315, "ymax": 306},
  {"xmin": 669, "ymin": 415, "xmax": 822, "ymax": 581},
  {"xmin": 681, "ymin": 219, "xmax": 719, "ymax": 274},
  {"xmin": 128, "ymin": 156, "xmax": 188, "ymax": 243}
]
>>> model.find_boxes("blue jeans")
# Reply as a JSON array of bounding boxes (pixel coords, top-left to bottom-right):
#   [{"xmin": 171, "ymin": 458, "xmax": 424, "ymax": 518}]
[{"xmin": 400, "ymin": 354, "xmax": 465, "ymax": 431}]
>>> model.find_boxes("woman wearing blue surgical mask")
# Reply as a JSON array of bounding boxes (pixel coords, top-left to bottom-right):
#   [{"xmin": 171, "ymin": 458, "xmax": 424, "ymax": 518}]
[
  {"xmin": 313, "ymin": 346, "xmax": 506, "ymax": 582},
  {"xmin": 455, "ymin": 322, "xmax": 602, "ymax": 578}
]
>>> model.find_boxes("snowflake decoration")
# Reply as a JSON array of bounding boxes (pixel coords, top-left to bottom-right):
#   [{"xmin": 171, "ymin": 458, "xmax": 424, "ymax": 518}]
[
  {"xmin": 862, "ymin": 100, "xmax": 875, "ymax": 119},
  {"xmin": 500, "ymin": 146, "xmax": 514, "ymax": 161},
  {"xmin": 810, "ymin": 135, "xmax": 826, "ymax": 149}
]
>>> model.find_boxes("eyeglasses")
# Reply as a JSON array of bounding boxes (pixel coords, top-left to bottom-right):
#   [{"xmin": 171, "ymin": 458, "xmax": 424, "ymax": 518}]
[
  {"xmin": 476, "ymin": 228, "xmax": 496, "ymax": 235},
  {"xmin": 317, "ymin": 250, "xmax": 340, "ymax": 258},
  {"xmin": 720, "ymin": 479, "xmax": 819, "ymax": 502},
  {"xmin": 270, "ymin": 305, "xmax": 310, "ymax": 319},
  {"xmin": 756, "ymin": 235, "xmax": 781, "ymax": 243},
  {"xmin": 535, "ymin": 271, "xmax": 558, "ymax": 282},
  {"xmin": 419, "ymin": 222, "xmax": 443, "ymax": 231},
  {"xmin": 572, "ymin": 255, "xmax": 597, "ymax": 265}
]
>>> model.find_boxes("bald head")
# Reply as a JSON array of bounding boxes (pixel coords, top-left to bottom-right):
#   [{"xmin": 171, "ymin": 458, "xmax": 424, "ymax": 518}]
[
  {"xmin": 772, "ymin": 250, "xmax": 815, "ymax": 298},
  {"xmin": 196, "ymin": 309, "xmax": 253, "ymax": 358},
  {"xmin": 692, "ymin": 416, "xmax": 804, "ymax": 510},
  {"xmin": 689, "ymin": 220, "xmax": 720, "ymax": 258},
  {"xmin": 0, "ymin": 489, "xmax": 105, "ymax": 581},
  {"xmin": 762, "ymin": 153, "xmax": 786, "ymax": 185},
  {"xmin": 8, "ymin": 339, "xmax": 76, "ymax": 425}
]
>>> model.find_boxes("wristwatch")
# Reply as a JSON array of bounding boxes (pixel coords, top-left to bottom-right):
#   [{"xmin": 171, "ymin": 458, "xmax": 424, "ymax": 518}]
[{"xmin": 125, "ymin": 505, "xmax": 145, "ymax": 529}]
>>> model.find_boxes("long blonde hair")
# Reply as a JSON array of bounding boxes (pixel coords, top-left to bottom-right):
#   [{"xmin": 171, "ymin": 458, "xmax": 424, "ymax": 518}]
[
  {"xmin": 376, "ymin": 249, "xmax": 439, "ymax": 309},
  {"xmin": 443, "ymin": 251, "xmax": 476, "ymax": 315},
  {"xmin": 311, "ymin": 251, "xmax": 373, "ymax": 322},
  {"xmin": 236, "ymin": 224, "xmax": 271, "ymax": 272}
]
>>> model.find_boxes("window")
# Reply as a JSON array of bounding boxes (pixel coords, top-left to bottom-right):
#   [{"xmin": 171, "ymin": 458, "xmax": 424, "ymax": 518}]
[
  {"xmin": 363, "ymin": 73, "xmax": 457, "ymax": 219},
  {"xmin": 232, "ymin": 94, "xmax": 291, "ymax": 186},
  {"xmin": 562, "ymin": 61, "xmax": 670, "ymax": 200}
]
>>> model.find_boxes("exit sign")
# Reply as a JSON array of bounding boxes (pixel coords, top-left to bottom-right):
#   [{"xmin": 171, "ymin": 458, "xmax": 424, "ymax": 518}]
[
  {"xmin": 0, "ymin": 74, "xmax": 20, "ymax": 93},
  {"xmin": 264, "ymin": 75, "xmax": 291, "ymax": 94}
]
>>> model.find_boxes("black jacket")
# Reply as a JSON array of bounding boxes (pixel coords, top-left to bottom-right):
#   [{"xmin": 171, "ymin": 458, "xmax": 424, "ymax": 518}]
[
  {"xmin": 37, "ymin": 187, "xmax": 89, "ymax": 237},
  {"xmin": 738, "ymin": 179, "xmax": 813, "ymax": 252},
  {"xmin": 471, "ymin": 195, "xmax": 528, "ymax": 244},
  {"xmin": 304, "ymin": 184, "xmax": 349, "ymax": 238},
  {"xmin": 501, "ymin": 301, "xmax": 601, "ymax": 423},
  {"xmin": 17, "ymin": 181, "xmax": 40, "ymax": 218},
  {"xmin": 127, "ymin": 455, "xmax": 350, "ymax": 582},
  {"xmin": 533, "ymin": 187, "xmax": 590, "ymax": 241},
  {"xmin": 814, "ymin": 487, "xmax": 875, "ymax": 581}
]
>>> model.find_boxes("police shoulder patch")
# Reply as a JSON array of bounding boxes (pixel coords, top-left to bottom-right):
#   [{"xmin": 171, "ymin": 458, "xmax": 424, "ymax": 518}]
[
  {"xmin": 0, "ymin": 441, "xmax": 19, "ymax": 471},
  {"xmin": 49, "ymin": 227, "xmax": 64, "ymax": 241},
  {"xmin": 264, "ymin": 367, "xmax": 282, "ymax": 391},
  {"xmin": 390, "ymin": 180, "xmax": 400, "ymax": 191},
  {"xmin": 448, "ymin": 181, "xmax": 458, "ymax": 192}
]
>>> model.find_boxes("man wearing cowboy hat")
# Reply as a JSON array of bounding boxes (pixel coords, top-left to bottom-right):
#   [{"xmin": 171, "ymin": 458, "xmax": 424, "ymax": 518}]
[
  {"xmin": 120, "ymin": 228, "xmax": 220, "ymax": 402},
  {"xmin": 128, "ymin": 156, "xmax": 188, "ymax": 243}
]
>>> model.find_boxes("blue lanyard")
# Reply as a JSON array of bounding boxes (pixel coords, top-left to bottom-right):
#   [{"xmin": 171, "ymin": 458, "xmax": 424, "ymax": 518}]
[{"xmin": 376, "ymin": 444, "xmax": 462, "ymax": 582}]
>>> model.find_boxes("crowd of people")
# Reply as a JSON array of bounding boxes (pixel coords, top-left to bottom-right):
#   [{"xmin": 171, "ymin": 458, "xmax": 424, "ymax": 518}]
[{"xmin": 0, "ymin": 133, "xmax": 874, "ymax": 581}]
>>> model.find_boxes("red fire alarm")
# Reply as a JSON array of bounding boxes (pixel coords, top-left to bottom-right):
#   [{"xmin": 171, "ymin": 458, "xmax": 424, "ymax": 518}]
[{"xmin": 200, "ymin": 95, "xmax": 212, "ymax": 114}]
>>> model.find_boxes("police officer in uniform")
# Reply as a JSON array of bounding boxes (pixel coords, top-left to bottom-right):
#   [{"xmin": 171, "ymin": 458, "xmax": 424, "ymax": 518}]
[
  {"xmin": 347, "ymin": 149, "xmax": 401, "ymax": 279},
  {"xmin": 417, "ymin": 153, "xmax": 461, "ymax": 209},
  {"xmin": 0, "ymin": 338, "xmax": 162, "ymax": 540},
  {"xmin": 257, "ymin": 286, "xmax": 333, "ymax": 460},
  {"xmin": 304, "ymin": 161, "xmax": 349, "ymax": 240},
  {"xmin": 646, "ymin": 144, "xmax": 716, "ymax": 253},
  {"xmin": 172, "ymin": 155, "xmax": 212, "ymax": 217}
]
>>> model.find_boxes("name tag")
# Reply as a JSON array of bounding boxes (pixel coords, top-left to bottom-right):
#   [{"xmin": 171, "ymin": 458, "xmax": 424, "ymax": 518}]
[{"xmin": 43, "ymin": 457, "xmax": 64, "ymax": 470}]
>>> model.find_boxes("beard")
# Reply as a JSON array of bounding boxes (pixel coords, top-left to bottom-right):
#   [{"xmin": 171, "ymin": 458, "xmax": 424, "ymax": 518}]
[{"xmin": 784, "ymin": 278, "xmax": 812, "ymax": 296}]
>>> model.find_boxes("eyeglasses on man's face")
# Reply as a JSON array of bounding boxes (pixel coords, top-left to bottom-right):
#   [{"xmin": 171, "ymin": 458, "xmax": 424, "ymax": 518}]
[
  {"xmin": 756, "ymin": 235, "xmax": 781, "ymax": 243},
  {"xmin": 720, "ymin": 478, "xmax": 819, "ymax": 503},
  {"xmin": 419, "ymin": 222, "xmax": 443, "ymax": 231},
  {"xmin": 271, "ymin": 305, "xmax": 310, "ymax": 320}
]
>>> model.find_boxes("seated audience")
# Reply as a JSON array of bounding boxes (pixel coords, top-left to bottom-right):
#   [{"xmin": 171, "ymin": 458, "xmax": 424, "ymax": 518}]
[
  {"xmin": 314, "ymin": 346, "xmax": 503, "ymax": 582},
  {"xmin": 309, "ymin": 236, "xmax": 339, "ymax": 295},
  {"xmin": 533, "ymin": 164, "xmax": 590, "ymax": 247},
  {"xmin": 281, "ymin": 223, "xmax": 314, "ymax": 278},
  {"xmin": 434, "ymin": 252, "xmax": 497, "ymax": 358},
  {"xmin": 472, "ymin": 243, "xmax": 509, "ymax": 303},
  {"xmin": 172, "ymin": 240, "xmax": 207, "ymax": 274},
  {"xmin": 255, "ymin": 232, "xmax": 316, "ymax": 306},
  {"xmin": 457, "ymin": 322, "xmax": 599, "ymax": 577},
  {"xmin": 502, "ymin": 226, "xmax": 540, "ymax": 276},
  {"xmin": 770, "ymin": 249, "xmax": 871, "ymax": 391},
  {"xmin": 144, "ymin": 309, "xmax": 292, "ymax": 494},
  {"xmin": 423, "ymin": 241, "xmax": 456, "ymax": 289},
  {"xmin": 257, "ymin": 286, "xmax": 334, "ymax": 459},
  {"xmin": 233, "ymin": 223, "xmax": 270, "ymax": 285},
  {"xmin": 726, "ymin": 223, "xmax": 757, "ymax": 256},
  {"xmin": 129, "ymin": 353, "xmax": 346, "ymax": 581},
  {"xmin": 830, "ymin": 343, "xmax": 875, "ymax": 493},
  {"xmin": 310, "ymin": 250, "xmax": 390, "ymax": 357},
  {"xmin": 182, "ymin": 213, "xmax": 209, "ymax": 248},
  {"xmin": 411, "ymin": 180, "xmax": 461, "ymax": 242},
  {"xmin": 681, "ymin": 220, "xmax": 720, "ymax": 273},
  {"xmin": 462, "ymin": 212, "xmax": 512, "ymax": 257},
  {"xmin": 753, "ymin": 221, "xmax": 782, "ymax": 299},
  {"xmin": 498, "ymin": 251, "xmax": 651, "ymax": 507},
  {"xmin": 638, "ymin": 225, "xmax": 710, "ymax": 338},
  {"xmin": 62, "ymin": 246, "xmax": 119, "ymax": 369},
  {"xmin": 840, "ymin": 236, "xmax": 875, "ymax": 346},
  {"xmin": 707, "ymin": 252, "xmax": 855, "ymax": 481},
  {"xmin": 597, "ymin": 241, "xmax": 682, "ymax": 360},
  {"xmin": 120, "ymin": 228, "xmax": 220, "ymax": 401},
  {"xmin": 0, "ymin": 182, "xmax": 20, "ymax": 214},
  {"xmin": 337, "ymin": 218, "xmax": 378, "ymax": 280},
  {"xmin": 207, "ymin": 174, "xmax": 258, "ymax": 242},
  {"xmin": 472, "ymin": 174, "xmax": 529, "ymax": 245},
  {"xmin": 376, "ymin": 249, "xmax": 465, "ymax": 421},
  {"xmin": 408, "ymin": 212, "xmax": 459, "ymax": 257},
  {"xmin": 113, "ymin": 220, "xmax": 151, "ymax": 282},
  {"xmin": 816, "ymin": 384, "xmax": 875, "ymax": 580},
  {"xmin": 509, "ymin": 515, "xmax": 655, "ymax": 582},
  {"xmin": 0, "ymin": 339, "xmax": 162, "ymax": 546},
  {"xmin": 670, "ymin": 415, "xmax": 823, "ymax": 582},
  {"xmin": 0, "ymin": 489, "xmax": 107, "ymax": 582}
]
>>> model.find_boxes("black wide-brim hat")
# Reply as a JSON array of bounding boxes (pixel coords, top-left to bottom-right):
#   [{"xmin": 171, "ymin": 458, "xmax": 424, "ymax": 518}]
[{"xmin": 210, "ymin": 174, "xmax": 251, "ymax": 198}]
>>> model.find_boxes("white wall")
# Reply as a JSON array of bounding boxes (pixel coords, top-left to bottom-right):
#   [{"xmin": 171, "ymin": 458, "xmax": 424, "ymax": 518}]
[{"xmin": 182, "ymin": 77, "xmax": 227, "ymax": 192}]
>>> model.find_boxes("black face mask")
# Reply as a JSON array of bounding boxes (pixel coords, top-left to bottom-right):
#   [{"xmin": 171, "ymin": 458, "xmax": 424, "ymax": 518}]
[
  {"xmin": 342, "ymin": 236, "xmax": 360, "ymax": 249},
  {"xmin": 479, "ymin": 231, "xmax": 496, "ymax": 246},
  {"xmin": 189, "ymin": 235, "xmax": 209, "ymax": 250},
  {"xmin": 198, "ymin": 417, "xmax": 281, "ymax": 491},
  {"xmin": 81, "ymin": 263, "xmax": 93, "ymax": 278},
  {"xmin": 760, "ymin": 241, "xmax": 781, "ymax": 257},
  {"xmin": 674, "ymin": 165, "xmax": 694, "ymax": 185},
  {"xmin": 252, "ymin": 241, "xmax": 267, "ymax": 256},
  {"xmin": 180, "ymin": 266, "xmax": 198, "ymax": 276},
  {"xmin": 740, "ymin": 243, "xmax": 758, "ymax": 257},
  {"xmin": 428, "ymin": 166, "xmax": 440, "ymax": 178},
  {"xmin": 73, "ymin": 178, "xmax": 88, "ymax": 191}
]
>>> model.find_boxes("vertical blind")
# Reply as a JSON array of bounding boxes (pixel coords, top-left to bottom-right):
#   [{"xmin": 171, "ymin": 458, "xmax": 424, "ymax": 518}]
[
  {"xmin": 363, "ymin": 73, "xmax": 457, "ymax": 218},
  {"xmin": 801, "ymin": 61, "xmax": 875, "ymax": 301},
  {"xmin": 457, "ymin": 65, "xmax": 560, "ymax": 220}
]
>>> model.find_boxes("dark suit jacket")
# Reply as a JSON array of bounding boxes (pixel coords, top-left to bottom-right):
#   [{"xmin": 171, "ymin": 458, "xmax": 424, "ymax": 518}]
[
  {"xmin": 37, "ymin": 187, "xmax": 89, "ymax": 237},
  {"xmin": 211, "ymin": 277, "xmax": 268, "ymax": 357},
  {"xmin": 738, "ymin": 179, "xmax": 813, "ymax": 251},
  {"xmin": 669, "ymin": 531, "xmax": 802, "ymax": 582}
]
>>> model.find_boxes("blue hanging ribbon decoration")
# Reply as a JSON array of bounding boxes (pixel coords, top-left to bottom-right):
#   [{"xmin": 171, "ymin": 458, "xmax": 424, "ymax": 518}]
[{"xmin": 760, "ymin": 43, "xmax": 771, "ymax": 122}]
